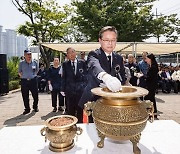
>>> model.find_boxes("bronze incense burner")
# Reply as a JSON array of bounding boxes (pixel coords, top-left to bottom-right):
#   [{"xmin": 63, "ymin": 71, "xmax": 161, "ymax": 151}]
[
  {"xmin": 84, "ymin": 86, "xmax": 154, "ymax": 154},
  {"xmin": 40, "ymin": 115, "xmax": 82, "ymax": 152}
]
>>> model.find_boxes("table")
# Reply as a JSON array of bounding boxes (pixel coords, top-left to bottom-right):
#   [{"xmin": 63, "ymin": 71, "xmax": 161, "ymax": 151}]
[{"xmin": 0, "ymin": 120, "xmax": 180, "ymax": 154}]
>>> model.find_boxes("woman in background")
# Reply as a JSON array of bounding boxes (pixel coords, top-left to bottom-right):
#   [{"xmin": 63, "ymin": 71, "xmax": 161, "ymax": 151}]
[
  {"xmin": 144, "ymin": 53, "xmax": 159, "ymax": 119},
  {"xmin": 48, "ymin": 57, "xmax": 64, "ymax": 112}
]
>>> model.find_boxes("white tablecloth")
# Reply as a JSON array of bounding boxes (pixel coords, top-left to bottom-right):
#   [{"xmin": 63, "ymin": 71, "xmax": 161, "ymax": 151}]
[{"xmin": 0, "ymin": 120, "xmax": 180, "ymax": 154}]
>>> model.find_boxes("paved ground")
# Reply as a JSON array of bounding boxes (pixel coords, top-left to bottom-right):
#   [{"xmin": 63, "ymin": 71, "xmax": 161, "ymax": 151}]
[{"xmin": 0, "ymin": 90, "xmax": 180, "ymax": 129}]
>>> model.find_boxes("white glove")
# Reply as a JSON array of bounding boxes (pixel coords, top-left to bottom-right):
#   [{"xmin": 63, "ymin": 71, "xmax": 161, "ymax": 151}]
[
  {"xmin": 99, "ymin": 83, "xmax": 106, "ymax": 88},
  {"xmin": 60, "ymin": 92, "xmax": 65, "ymax": 96},
  {"xmin": 49, "ymin": 84, "xmax": 53, "ymax": 91},
  {"xmin": 102, "ymin": 73, "xmax": 122, "ymax": 92}
]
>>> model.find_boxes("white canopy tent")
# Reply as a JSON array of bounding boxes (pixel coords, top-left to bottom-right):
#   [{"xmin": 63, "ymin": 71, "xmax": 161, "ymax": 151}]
[
  {"xmin": 40, "ymin": 42, "xmax": 180, "ymax": 65},
  {"xmin": 41, "ymin": 42, "xmax": 180, "ymax": 55}
]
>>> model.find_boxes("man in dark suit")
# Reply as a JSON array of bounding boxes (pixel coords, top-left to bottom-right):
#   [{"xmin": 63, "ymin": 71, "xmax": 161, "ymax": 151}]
[
  {"xmin": 125, "ymin": 54, "xmax": 140, "ymax": 86},
  {"xmin": 61, "ymin": 47, "xmax": 87, "ymax": 123},
  {"xmin": 78, "ymin": 26, "xmax": 126, "ymax": 111},
  {"xmin": 160, "ymin": 66, "xmax": 172, "ymax": 93},
  {"xmin": 37, "ymin": 64, "xmax": 47, "ymax": 92}
]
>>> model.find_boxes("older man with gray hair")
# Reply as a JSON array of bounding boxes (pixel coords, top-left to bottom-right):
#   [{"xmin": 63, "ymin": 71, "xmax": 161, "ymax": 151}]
[{"xmin": 125, "ymin": 54, "xmax": 140, "ymax": 86}]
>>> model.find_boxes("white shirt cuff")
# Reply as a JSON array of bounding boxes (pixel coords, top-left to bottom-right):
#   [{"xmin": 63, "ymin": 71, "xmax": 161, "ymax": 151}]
[{"xmin": 97, "ymin": 72, "xmax": 107, "ymax": 80}]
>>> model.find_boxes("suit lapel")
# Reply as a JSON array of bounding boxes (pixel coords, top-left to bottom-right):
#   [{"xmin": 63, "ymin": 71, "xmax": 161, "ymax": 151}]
[
  {"xmin": 111, "ymin": 52, "xmax": 117, "ymax": 75},
  {"xmin": 76, "ymin": 59, "xmax": 80, "ymax": 76}
]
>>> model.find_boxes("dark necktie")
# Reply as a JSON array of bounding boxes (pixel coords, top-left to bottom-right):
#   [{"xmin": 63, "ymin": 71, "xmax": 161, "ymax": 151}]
[
  {"xmin": 107, "ymin": 55, "xmax": 111, "ymax": 72},
  {"xmin": 72, "ymin": 62, "xmax": 75, "ymax": 73}
]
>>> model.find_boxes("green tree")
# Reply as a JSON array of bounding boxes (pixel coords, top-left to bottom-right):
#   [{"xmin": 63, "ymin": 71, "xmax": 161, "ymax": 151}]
[
  {"xmin": 12, "ymin": 0, "xmax": 71, "ymax": 67},
  {"xmin": 153, "ymin": 14, "xmax": 180, "ymax": 42},
  {"xmin": 72, "ymin": 0, "xmax": 180, "ymax": 42}
]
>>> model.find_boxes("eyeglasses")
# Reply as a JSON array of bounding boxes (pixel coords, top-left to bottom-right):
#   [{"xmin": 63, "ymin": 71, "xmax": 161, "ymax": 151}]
[{"xmin": 101, "ymin": 39, "xmax": 117, "ymax": 44}]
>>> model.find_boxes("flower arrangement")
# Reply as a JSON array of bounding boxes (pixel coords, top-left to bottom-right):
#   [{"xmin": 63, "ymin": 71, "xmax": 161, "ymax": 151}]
[
  {"xmin": 130, "ymin": 66, "xmax": 136, "ymax": 72},
  {"xmin": 171, "ymin": 70, "xmax": 180, "ymax": 81},
  {"xmin": 134, "ymin": 72, "xmax": 143, "ymax": 78},
  {"xmin": 134, "ymin": 72, "xmax": 143, "ymax": 85}
]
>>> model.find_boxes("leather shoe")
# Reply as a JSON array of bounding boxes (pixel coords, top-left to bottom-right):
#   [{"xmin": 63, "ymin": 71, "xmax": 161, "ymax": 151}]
[
  {"xmin": 162, "ymin": 90, "xmax": 168, "ymax": 93},
  {"xmin": 53, "ymin": 107, "xmax": 57, "ymax": 112},
  {"xmin": 23, "ymin": 110, "xmax": 30, "ymax": 115},
  {"xmin": 33, "ymin": 108, "xmax": 39, "ymax": 112},
  {"xmin": 58, "ymin": 106, "xmax": 64, "ymax": 111}
]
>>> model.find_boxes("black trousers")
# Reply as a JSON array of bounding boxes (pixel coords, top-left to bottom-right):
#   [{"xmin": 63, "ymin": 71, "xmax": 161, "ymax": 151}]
[
  {"xmin": 173, "ymin": 81, "xmax": 180, "ymax": 93},
  {"xmin": 144, "ymin": 89, "xmax": 157, "ymax": 114},
  {"xmin": 66, "ymin": 93, "xmax": 83, "ymax": 123},
  {"xmin": 162, "ymin": 80, "xmax": 172, "ymax": 92},
  {"xmin": 38, "ymin": 80, "xmax": 46, "ymax": 92},
  {"xmin": 139, "ymin": 76, "xmax": 147, "ymax": 88},
  {"xmin": 21, "ymin": 78, "xmax": 39, "ymax": 111},
  {"xmin": 51, "ymin": 89, "xmax": 64, "ymax": 108}
]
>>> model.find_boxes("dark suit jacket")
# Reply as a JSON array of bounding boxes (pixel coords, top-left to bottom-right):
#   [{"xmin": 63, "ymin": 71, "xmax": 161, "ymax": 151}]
[
  {"xmin": 78, "ymin": 48, "xmax": 126, "ymax": 108},
  {"xmin": 146, "ymin": 64, "xmax": 158, "ymax": 91},
  {"xmin": 61, "ymin": 59, "xmax": 87, "ymax": 96},
  {"xmin": 160, "ymin": 71, "xmax": 171, "ymax": 80},
  {"xmin": 125, "ymin": 62, "xmax": 140, "ymax": 86},
  {"xmin": 48, "ymin": 66, "xmax": 61, "ymax": 90},
  {"xmin": 37, "ymin": 69, "xmax": 48, "ymax": 81}
]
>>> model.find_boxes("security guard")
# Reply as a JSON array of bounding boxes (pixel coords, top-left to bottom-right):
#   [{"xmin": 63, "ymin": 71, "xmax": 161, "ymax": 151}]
[{"xmin": 18, "ymin": 50, "xmax": 39, "ymax": 115}]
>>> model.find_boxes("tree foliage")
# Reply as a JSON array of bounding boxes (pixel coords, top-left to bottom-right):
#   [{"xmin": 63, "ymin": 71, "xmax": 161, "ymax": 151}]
[
  {"xmin": 153, "ymin": 14, "xmax": 180, "ymax": 42},
  {"xmin": 7, "ymin": 56, "xmax": 20, "ymax": 81},
  {"xmin": 12, "ymin": 0, "xmax": 72, "ymax": 67},
  {"xmin": 72, "ymin": 0, "xmax": 180, "ymax": 42}
]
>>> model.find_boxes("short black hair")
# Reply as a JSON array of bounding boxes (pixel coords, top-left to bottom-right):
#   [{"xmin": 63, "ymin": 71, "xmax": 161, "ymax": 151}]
[
  {"xmin": 80, "ymin": 51, "xmax": 85, "ymax": 55},
  {"xmin": 99, "ymin": 26, "xmax": 118, "ymax": 39}
]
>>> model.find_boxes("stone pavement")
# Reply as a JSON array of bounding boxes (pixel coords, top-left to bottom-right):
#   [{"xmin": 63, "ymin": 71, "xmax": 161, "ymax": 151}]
[{"xmin": 0, "ymin": 90, "xmax": 180, "ymax": 129}]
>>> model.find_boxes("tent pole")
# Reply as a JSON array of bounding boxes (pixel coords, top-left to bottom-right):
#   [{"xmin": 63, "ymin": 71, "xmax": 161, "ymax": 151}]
[
  {"xmin": 60, "ymin": 52, "xmax": 62, "ymax": 64},
  {"xmin": 177, "ymin": 53, "xmax": 179, "ymax": 66},
  {"xmin": 132, "ymin": 43, "xmax": 137, "ymax": 58},
  {"xmin": 37, "ymin": 44, "xmax": 40, "ymax": 68},
  {"xmin": 132, "ymin": 43, "xmax": 134, "ymax": 56},
  {"xmin": 135, "ymin": 43, "xmax": 137, "ymax": 58}
]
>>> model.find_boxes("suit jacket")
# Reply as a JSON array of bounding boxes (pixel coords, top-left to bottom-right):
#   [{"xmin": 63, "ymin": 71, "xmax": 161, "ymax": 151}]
[
  {"xmin": 78, "ymin": 48, "xmax": 126, "ymax": 108},
  {"xmin": 125, "ymin": 62, "xmax": 140, "ymax": 86},
  {"xmin": 146, "ymin": 64, "xmax": 158, "ymax": 91},
  {"xmin": 61, "ymin": 59, "xmax": 87, "ymax": 96},
  {"xmin": 160, "ymin": 71, "xmax": 171, "ymax": 80},
  {"xmin": 37, "ymin": 69, "xmax": 47, "ymax": 81},
  {"xmin": 48, "ymin": 66, "xmax": 61, "ymax": 90}
]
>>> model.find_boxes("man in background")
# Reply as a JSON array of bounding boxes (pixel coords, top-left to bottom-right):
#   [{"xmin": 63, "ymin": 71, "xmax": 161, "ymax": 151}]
[
  {"xmin": 61, "ymin": 47, "xmax": 87, "ymax": 123},
  {"xmin": 125, "ymin": 54, "xmax": 140, "ymax": 86},
  {"xmin": 18, "ymin": 50, "xmax": 39, "ymax": 115},
  {"xmin": 37, "ymin": 64, "xmax": 47, "ymax": 92},
  {"xmin": 80, "ymin": 51, "xmax": 86, "ymax": 61},
  {"xmin": 138, "ymin": 52, "xmax": 149, "ymax": 88}
]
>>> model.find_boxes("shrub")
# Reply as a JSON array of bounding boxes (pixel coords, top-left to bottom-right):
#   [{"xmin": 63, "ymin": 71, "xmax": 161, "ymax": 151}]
[
  {"xmin": 7, "ymin": 56, "xmax": 20, "ymax": 81},
  {"xmin": 9, "ymin": 80, "xmax": 20, "ymax": 91}
]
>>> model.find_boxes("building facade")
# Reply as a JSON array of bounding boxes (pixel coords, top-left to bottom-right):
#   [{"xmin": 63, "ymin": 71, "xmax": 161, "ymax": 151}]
[{"xmin": 0, "ymin": 25, "xmax": 28, "ymax": 59}]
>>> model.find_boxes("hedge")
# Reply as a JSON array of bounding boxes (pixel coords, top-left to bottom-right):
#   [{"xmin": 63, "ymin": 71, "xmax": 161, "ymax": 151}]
[{"xmin": 9, "ymin": 80, "xmax": 20, "ymax": 91}]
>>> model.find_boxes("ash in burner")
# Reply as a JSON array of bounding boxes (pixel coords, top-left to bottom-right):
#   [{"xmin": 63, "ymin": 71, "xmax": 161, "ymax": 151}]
[{"xmin": 49, "ymin": 117, "xmax": 74, "ymax": 126}]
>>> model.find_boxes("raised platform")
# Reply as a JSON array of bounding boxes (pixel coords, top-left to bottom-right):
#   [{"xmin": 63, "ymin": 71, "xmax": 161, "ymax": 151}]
[{"xmin": 0, "ymin": 120, "xmax": 180, "ymax": 154}]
